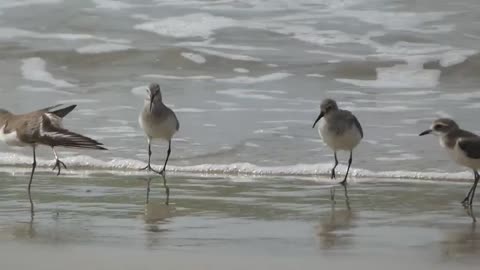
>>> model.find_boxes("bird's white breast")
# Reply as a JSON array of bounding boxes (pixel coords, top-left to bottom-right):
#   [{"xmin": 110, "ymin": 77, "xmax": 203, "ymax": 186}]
[
  {"xmin": 139, "ymin": 113, "xmax": 178, "ymax": 141},
  {"xmin": 450, "ymin": 141, "xmax": 480, "ymax": 170},
  {"xmin": 318, "ymin": 119, "xmax": 362, "ymax": 151},
  {"xmin": 0, "ymin": 125, "xmax": 27, "ymax": 147}
]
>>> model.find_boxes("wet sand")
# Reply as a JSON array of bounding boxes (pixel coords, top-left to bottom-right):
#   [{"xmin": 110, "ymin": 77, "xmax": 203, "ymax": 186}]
[{"xmin": 0, "ymin": 173, "xmax": 479, "ymax": 269}]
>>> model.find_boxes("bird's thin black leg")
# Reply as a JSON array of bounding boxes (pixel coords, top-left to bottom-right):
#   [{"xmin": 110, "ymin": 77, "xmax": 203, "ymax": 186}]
[
  {"xmin": 331, "ymin": 152, "xmax": 338, "ymax": 179},
  {"xmin": 159, "ymin": 140, "xmax": 172, "ymax": 175},
  {"xmin": 140, "ymin": 139, "xmax": 161, "ymax": 174},
  {"xmin": 28, "ymin": 146, "xmax": 36, "ymax": 216},
  {"xmin": 468, "ymin": 170, "xmax": 480, "ymax": 206},
  {"xmin": 462, "ymin": 170, "xmax": 478, "ymax": 205},
  {"xmin": 340, "ymin": 151, "xmax": 353, "ymax": 186},
  {"xmin": 52, "ymin": 147, "xmax": 67, "ymax": 176}
]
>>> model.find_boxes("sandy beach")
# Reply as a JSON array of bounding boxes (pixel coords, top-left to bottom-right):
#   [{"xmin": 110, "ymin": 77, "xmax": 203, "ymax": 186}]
[{"xmin": 0, "ymin": 173, "xmax": 479, "ymax": 269}]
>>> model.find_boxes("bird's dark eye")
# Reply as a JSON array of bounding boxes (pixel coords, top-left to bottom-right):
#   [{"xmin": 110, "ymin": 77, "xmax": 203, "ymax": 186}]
[{"xmin": 433, "ymin": 124, "xmax": 442, "ymax": 130}]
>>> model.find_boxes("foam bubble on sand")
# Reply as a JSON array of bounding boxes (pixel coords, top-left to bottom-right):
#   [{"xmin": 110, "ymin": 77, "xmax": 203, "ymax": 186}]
[
  {"xmin": 181, "ymin": 52, "xmax": 206, "ymax": 64},
  {"xmin": 134, "ymin": 13, "xmax": 237, "ymax": 38},
  {"xmin": 21, "ymin": 57, "xmax": 75, "ymax": 88},
  {"xmin": 336, "ymin": 64, "xmax": 440, "ymax": 89},
  {"xmin": 193, "ymin": 48, "xmax": 261, "ymax": 61},
  {"xmin": 216, "ymin": 72, "xmax": 291, "ymax": 84},
  {"xmin": 92, "ymin": 0, "xmax": 133, "ymax": 10},
  {"xmin": 76, "ymin": 43, "xmax": 132, "ymax": 54}
]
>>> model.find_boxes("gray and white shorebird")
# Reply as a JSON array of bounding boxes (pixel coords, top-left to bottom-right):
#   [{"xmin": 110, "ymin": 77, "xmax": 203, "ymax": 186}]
[
  {"xmin": 312, "ymin": 99, "xmax": 363, "ymax": 185},
  {"xmin": 0, "ymin": 104, "xmax": 106, "ymax": 209},
  {"xmin": 420, "ymin": 118, "xmax": 480, "ymax": 206},
  {"xmin": 139, "ymin": 83, "xmax": 179, "ymax": 174}
]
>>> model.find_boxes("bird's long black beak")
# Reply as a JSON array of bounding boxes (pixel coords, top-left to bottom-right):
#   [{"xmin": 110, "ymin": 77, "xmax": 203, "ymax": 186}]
[
  {"xmin": 149, "ymin": 98, "xmax": 154, "ymax": 112},
  {"xmin": 312, "ymin": 112, "xmax": 324, "ymax": 128},
  {"xmin": 419, "ymin": 129, "xmax": 432, "ymax": 136},
  {"xmin": 149, "ymin": 93, "xmax": 155, "ymax": 112}
]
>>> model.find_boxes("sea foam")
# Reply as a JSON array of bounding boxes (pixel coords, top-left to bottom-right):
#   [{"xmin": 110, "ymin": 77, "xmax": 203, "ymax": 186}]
[
  {"xmin": 134, "ymin": 13, "xmax": 237, "ymax": 38},
  {"xmin": 21, "ymin": 57, "xmax": 76, "ymax": 88},
  {"xmin": 0, "ymin": 152, "xmax": 473, "ymax": 182},
  {"xmin": 76, "ymin": 43, "xmax": 132, "ymax": 54}
]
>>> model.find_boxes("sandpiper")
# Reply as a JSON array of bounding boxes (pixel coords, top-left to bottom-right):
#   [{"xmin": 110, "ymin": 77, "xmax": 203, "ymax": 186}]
[
  {"xmin": 420, "ymin": 118, "xmax": 480, "ymax": 206},
  {"xmin": 139, "ymin": 83, "xmax": 179, "ymax": 175},
  {"xmin": 0, "ymin": 104, "xmax": 106, "ymax": 210},
  {"xmin": 312, "ymin": 99, "xmax": 363, "ymax": 185}
]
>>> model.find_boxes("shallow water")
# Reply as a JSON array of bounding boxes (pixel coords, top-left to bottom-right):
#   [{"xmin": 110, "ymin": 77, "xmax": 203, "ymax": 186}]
[
  {"xmin": 0, "ymin": 173, "xmax": 479, "ymax": 269},
  {"xmin": 0, "ymin": 0, "xmax": 480, "ymax": 179}
]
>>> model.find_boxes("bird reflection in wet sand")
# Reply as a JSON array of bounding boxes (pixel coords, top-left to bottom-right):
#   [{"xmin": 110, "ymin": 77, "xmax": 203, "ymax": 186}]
[
  {"xmin": 317, "ymin": 185, "xmax": 355, "ymax": 250},
  {"xmin": 330, "ymin": 183, "xmax": 351, "ymax": 205},
  {"xmin": 13, "ymin": 214, "xmax": 35, "ymax": 240},
  {"xmin": 145, "ymin": 174, "xmax": 170, "ymax": 205},
  {"xmin": 28, "ymin": 192, "xmax": 35, "ymax": 217},
  {"xmin": 143, "ymin": 176, "xmax": 175, "ymax": 249},
  {"xmin": 442, "ymin": 219, "xmax": 480, "ymax": 258},
  {"xmin": 465, "ymin": 204, "xmax": 476, "ymax": 223}
]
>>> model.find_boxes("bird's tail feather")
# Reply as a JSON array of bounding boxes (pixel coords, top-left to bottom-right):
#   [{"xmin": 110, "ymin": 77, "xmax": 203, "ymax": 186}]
[{"xmin": 51, "ymin": 105, "xmax": 77, "ymax": 118}]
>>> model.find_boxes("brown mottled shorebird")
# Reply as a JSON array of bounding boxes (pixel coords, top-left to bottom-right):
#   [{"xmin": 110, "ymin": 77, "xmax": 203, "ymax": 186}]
[
  {"xmin": 0, "ymin": 104, "xmax": 106, "ymax": 211},
  {"xmin": 312, "ymin": 99, "xmax": 363, "ymax": 185},
  {"xmin": 139, "ymin": 83, "xmax": 179, "ymax": 175},
  {"xmin": 420, "ymin": 118, "xmax": 480, "ymax": 207}
]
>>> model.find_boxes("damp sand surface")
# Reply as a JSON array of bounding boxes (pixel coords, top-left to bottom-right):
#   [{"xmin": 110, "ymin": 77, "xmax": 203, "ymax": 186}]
[{"xmin": 0, "ymin": 173, "xmax": 479, "ymax": 269}]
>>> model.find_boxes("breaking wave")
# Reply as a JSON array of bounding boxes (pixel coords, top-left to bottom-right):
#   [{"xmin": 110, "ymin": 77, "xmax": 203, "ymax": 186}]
[{"xmin": 0, "ymin": 153, "xmax": 472, "ymax": 182}]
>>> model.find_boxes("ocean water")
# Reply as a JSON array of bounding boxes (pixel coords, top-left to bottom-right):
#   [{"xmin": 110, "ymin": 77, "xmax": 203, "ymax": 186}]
[{"xmin": 1, "ymin": 0, "xmax": 480, "ymax": 181}]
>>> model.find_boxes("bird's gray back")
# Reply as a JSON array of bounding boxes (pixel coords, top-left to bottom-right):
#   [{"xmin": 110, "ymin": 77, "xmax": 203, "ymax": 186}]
[
  {"xmin": 443, "ymin": 128, "xmax": 477, "ymax": 149},
  {"xmin": 326, "ymin": 109, "xmax": 361, "ymax": 136}
]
